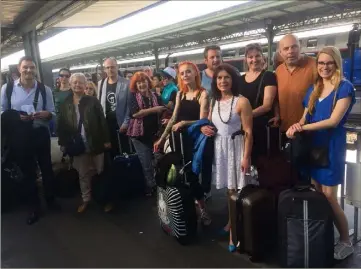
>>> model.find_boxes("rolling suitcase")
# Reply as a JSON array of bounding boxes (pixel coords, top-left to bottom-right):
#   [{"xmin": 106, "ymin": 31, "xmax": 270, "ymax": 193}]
[
  {"xmin": 229, "ymin": 130, "xmax": 276, "ymax": 261},
  {"xmin": 112, "ymin": 132, "xmax": 145, "ymax": 198},
  {"xmin": 156, "ymin": 132, "xmax": 197, "ymax": 245},
  {"xmin": 257, "ymin": 123, "xmax": 297, "ymax": 193},
  {"xmin": 278, "ymin": 185, "xmax": 334, "ymax": 268}
]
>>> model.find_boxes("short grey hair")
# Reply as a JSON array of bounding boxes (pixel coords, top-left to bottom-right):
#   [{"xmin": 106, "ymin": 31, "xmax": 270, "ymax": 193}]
[{"xmin": 69, "ymin": 73, "xmax": 87, "ymax": 84}]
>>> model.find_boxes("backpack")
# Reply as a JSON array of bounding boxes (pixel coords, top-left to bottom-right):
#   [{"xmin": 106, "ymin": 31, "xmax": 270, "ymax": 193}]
[{"xmin": 5, "ymin": 80, "xmax": 47, "ymax": 111}]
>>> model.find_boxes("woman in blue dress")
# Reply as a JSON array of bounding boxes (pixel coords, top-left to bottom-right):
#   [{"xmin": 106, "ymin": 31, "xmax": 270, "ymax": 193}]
[{"xmin": 286, "ymin": 46, "xmax": 356, "ymax": 260}]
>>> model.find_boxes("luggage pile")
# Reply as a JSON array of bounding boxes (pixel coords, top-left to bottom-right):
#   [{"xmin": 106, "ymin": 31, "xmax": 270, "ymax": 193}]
[{"xmin": 228, "ymin": 129, "xmax": 336, "ymax": 267}]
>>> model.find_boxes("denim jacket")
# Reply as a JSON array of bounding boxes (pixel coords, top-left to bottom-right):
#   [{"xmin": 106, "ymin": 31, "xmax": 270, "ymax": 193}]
[{"xmin": 187, "ymin": 118, "xmax": 215, "ymax": 175}]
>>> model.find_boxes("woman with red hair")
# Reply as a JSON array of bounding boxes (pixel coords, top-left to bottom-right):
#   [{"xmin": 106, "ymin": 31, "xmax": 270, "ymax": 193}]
[
  {"xmin": 127, "ymin": 72, "xmax": 167, "ymax": 196},
  {"xmin": 154, "ymin": 61, "xmax": 212, "ymax": 226}
]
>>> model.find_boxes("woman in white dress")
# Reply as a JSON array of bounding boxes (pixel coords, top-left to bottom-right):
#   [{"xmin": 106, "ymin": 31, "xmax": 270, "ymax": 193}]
[{"xmin": 200, "ymin": 63, "xmax": 253, "ymax": 252}]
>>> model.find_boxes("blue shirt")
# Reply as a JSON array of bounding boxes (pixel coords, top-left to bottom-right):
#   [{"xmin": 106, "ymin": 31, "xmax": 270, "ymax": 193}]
[
  {"xmin": 201, "ymin": 70, "xmax": 213, "ymax": 96},
  {"xmin": 1, "ymin": 79, "xmax": 56, "ymax": 128}
]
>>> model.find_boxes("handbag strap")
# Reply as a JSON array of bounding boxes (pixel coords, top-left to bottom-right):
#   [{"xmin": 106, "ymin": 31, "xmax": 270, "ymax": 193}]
[
  {"xmin": 77, "ymin": 100, "xmax": 84, "ymax": 134},
  {"xmin": 254, "ymin": 70, "xmax": 266, "ymax": 108}
]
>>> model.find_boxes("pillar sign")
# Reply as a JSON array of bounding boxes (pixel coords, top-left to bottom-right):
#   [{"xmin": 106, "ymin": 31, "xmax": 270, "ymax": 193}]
[
  {"xmin": 22, "ymin": 30, "xmax": 43, "ymax": 82},
  {"xmin": 265, "ymin": 20, "xmax": 275, "ymax": 72}
]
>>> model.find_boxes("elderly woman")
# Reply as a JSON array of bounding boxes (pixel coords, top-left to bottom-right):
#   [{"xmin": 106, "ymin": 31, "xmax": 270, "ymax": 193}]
[
  {"xmin": 85, "ymin": 81, "xmax": 97, "ymax": 97},
  {"xmin": 57, "ymin": 73, "xmax": 111, "ymax": 213},
  {"xmin": 127, "ymin": 72, "xmax": 166, "ymax": 196}
]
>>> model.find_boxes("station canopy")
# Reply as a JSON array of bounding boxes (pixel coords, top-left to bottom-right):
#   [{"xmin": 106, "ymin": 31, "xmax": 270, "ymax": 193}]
[
  {"xmin": 1, "ymin": 0, "xmax": 160, "ymax": 57},
  {"xmin": 43, "ymin": 0, "xmax": 361, "ymax": 69},
  {"xmin": 1, "ymin": 0, "xmax": 361, "ymax": 70}
]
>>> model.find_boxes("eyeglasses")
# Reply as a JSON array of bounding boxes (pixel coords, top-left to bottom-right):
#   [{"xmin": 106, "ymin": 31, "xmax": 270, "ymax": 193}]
[
  {"xmin": 317, "ymin": 61, "xmax": 335, "ymax": 67},
  {"xmin": 59, "ymin": 74, "xmax": 70, "ymax": 78}
]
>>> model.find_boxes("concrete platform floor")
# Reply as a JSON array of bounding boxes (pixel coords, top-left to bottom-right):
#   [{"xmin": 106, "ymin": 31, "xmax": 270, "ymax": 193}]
[{"xmin": 1, "ymin": 189, "xmax": 361, "ymax": 268}]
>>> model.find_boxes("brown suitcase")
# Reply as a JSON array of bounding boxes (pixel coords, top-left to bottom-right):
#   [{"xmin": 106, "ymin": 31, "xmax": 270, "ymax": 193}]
[
  {"xmin": 256, "ymin": 124, "xmax": 297, "ymax": 193},
  {"xmin": 229, "ymin": 131, "xmax": 277, "ymax": 262}
]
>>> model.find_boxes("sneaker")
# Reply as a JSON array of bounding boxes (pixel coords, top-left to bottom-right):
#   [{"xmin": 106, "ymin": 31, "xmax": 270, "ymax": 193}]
[
  {"xmin": 334, "ymin": 241, "xmax": 354, "ymax": 260},
  {"xmin": 200, "ymin": 209, "xmax": 212, "ymax": 226},
  {"xmin": 204, "ymin": 192, "xmax": 212, "ymax": 201}
]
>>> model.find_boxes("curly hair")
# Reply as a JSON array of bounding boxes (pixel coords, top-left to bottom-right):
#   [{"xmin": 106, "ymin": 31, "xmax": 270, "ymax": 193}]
[
  {"xmin": 211, "ymin": 63, "xmax": 240, "ymax": 100},
  {"xmin": 177, "ymin": 61, "xmax": 204, "ymax": 94},
  {"xmin": 307, "ymin": 46, "xmax": 343, "ymax": 114},
  {"xmin": 129, "ymin": 71, "xmax": 153, "ymax": 93}
]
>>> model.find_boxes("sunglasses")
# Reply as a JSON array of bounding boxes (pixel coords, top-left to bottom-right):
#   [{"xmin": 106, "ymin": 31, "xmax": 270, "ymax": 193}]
[{"xmin": 59, "ymin": 74, "xmax": 70, "ymax": 78}]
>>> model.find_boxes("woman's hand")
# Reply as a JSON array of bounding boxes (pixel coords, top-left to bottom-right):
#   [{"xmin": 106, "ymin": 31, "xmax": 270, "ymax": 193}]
[
  {"xmin": 161, "ymin": 118, "xmax": 170, "ymax": 125},
  {"xmin": 241, "ymin": 156, "xmax": 251, "ymax": 173},
  {"xmin": 153, "ymin": 139, "xmax": 165, "ymax": 152},
  {"xmin": 156, "ymin": 106, "xmax": 167, "ymax": 113},
  {"xmin": 286, "ymin": 123, "xmax": 303, "ymax": 139},
  {"xmin": 200, "ymin": 125, "xmax": 216, "ymax": 137},
  {"xmin": 172, "ymin": 121, "xmax": 185, "ymax": 132},
  {"xmin": 104, "ymin": 143, "xmax": 111, "ymax": 149},
  {"xmin": 268, "ymin": 116, "xmax": 280, "ymax": 127}
]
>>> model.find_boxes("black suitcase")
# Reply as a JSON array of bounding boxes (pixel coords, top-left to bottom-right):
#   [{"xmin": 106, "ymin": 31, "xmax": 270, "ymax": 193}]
[
  {"xmin": 156, "ymin": 132, "xmax": 197, "ymax": 245},
  {"xmin": 278, "ymin": 185, "xmax": 335, "ymax": 268},
  {"xmin": 112, "ymin": 132, "xmax": 145, "ymax": 198},
  {"xmin": 229, "ymin": 130, "xmax": 277, "ymax": 261},
  {"xmin": 53, "ymin": 157, "xmax": 80, "ymax": 198}
]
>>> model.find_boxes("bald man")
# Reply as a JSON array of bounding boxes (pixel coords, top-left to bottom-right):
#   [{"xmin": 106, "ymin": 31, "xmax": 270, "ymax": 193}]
[
  {"xmin": 98, "ymin": 57, "xmax": 131, "ymax": 157},
  {"xmin": 275, "ymin": 34, "xmax": 317, "ymax": 132}
]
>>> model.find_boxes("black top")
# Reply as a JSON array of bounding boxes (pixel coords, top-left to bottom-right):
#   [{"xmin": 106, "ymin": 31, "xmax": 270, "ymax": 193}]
[
  {"xmin": 105, "ymin": 82, "xmax": 117, "ymax": 116},
  {"xmin": 177, "ymin": 91, "xmax": 202, "ymax": 123},
  {"xmin": 239, "ymin": 70, "xmax": 277, "ymax": 121},
  {"xmin": 129, "ymin": 92, "xmax": 163, "ymax": 145},
  {"xmin": 239, "ymin": 70, "xmax": 278, "ymax": 162}
]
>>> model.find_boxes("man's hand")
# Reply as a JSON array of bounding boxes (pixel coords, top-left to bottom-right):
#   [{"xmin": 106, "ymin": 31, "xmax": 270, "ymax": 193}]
[
  {"xmin": 161, "ymin": 118, "xmax": 170, "ymax": 125},
  {"xmin": 119, "ymin": 124, "xmax": 128, "ymax": 133},
  {"xmin": 20, "ymin": 114, "xmax": 33, "ymax": 121},
  {"xmin": 33, "ymin": 111, "xmax": 51, "ymax": 120}
]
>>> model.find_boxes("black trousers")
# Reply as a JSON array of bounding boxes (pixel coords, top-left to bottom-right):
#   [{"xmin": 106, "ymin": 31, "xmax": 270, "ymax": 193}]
[
  {"xmin": 33, "ymin": 127, "xmax": 56, "ymax": 202},
  {"xmin": 201, "ymin": 137, "xmax": 214, "ymax": 194}
]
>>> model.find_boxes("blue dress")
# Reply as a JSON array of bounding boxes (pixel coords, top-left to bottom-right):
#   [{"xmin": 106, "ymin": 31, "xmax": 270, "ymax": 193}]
[{"xmin": 302, "ymin": 79, "xmax": 356, "ymax": 186}]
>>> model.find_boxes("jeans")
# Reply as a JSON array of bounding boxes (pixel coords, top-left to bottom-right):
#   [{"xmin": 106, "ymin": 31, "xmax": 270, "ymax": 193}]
[{"xmin": 131, "ymin": 138, "xmax": 156, "ymax": 189}]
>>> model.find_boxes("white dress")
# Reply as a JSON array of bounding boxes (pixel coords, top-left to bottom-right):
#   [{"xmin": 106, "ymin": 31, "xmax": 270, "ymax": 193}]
[{"xmin": 211, "ymin": 96, "xmax": 245, "ymax": 190}]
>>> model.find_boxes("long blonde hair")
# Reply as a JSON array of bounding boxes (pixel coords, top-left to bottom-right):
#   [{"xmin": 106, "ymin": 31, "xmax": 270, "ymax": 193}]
[{"xmin": 307, "ymin": 46, "xmax": 343, "ymax": 114}]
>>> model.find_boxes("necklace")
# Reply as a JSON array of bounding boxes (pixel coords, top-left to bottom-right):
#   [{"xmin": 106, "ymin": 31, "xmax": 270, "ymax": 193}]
[{"xmin": 217, "ymin": 96, "xmax": 234, "ymax": 124}]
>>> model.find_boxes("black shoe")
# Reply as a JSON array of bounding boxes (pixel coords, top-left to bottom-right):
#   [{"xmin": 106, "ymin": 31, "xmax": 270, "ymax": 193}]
[{"xmin": 27, "ymin": 211, "xmax": 40, "ymax": 225}]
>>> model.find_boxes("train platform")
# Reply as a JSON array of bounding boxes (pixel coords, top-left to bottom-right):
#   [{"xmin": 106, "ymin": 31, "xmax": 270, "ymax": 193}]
[{"xmin": 1, "ymin": 188, "xmax": 360, "ymax": 268}]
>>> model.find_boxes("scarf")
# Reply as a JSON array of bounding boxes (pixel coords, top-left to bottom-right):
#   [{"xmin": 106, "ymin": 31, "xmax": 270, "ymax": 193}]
[{"xmin": 127, "ymin": 92, "xmax": 159, "ymax": 137}]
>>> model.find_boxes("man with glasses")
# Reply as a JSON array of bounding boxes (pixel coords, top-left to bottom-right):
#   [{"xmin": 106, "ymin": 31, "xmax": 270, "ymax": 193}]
[
  {"xmin": 98, "ymin": 57, "xmax": 131, "ymax": 157},
  {"xmin": 275, "ymin": 34, "xmax": 317, "ymax": 133},
  {"xmin": 1, "ymin": 56, "xmax": 60, "ymax": 225}
]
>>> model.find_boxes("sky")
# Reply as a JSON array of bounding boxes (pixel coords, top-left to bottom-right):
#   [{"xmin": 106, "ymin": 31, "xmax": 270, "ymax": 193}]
[{"xmin": 1, "ymin": 1, "xmax": 248, "ymax": 70}]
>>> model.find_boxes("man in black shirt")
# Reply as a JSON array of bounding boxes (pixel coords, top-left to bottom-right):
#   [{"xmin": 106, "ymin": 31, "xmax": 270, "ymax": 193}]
[{"xmin": 98, "ymin": 58, "xmax": 131, "ymax": 157}]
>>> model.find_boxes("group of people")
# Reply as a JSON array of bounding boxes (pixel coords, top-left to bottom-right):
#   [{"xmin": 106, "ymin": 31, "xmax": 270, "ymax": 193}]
[{"xmin": 1, "ymin": 33, "xmax": 356, "ymax": 260}]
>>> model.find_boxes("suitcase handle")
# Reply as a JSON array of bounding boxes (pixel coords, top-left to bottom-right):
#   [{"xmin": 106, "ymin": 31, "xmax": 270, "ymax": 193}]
[
  {"xmin": 293, "ymin": 184, "xmax": 316, "ymax": 192},
  {"xmin": 231, "ymin": 130, "xmax": 244, "ymax": 140}
]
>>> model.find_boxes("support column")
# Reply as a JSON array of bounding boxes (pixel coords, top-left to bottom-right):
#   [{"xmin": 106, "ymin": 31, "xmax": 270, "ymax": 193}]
[
  {"xmin": 154, "ymin": 46, "xmax": 160, "ymax": 72},
  {"xmin": 22, "ymin": 30, "xmax": 43, "ymax": 82},
  {"xmin": 265, "ymin": 20, "xmax": 275, "ymax": 71}
]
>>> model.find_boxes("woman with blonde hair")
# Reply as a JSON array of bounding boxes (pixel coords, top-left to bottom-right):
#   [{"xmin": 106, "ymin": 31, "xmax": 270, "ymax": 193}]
[
  {"xmin": 85, "ymin": 81, "xmax": 97, "ymax": 97},
  {"xmin": 286, "ymin": 46, "xmax": 356, "ymax": 260},
  {"xmin": 154, "ymin": 61, "xmax": 211, "ymax": 226}
]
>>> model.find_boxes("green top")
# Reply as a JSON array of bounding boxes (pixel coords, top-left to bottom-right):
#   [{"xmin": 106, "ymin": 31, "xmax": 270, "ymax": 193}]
[{"xmin": 53, "ymin": 88, "xmax": 72, "ymax": 115}]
